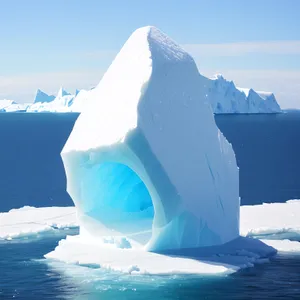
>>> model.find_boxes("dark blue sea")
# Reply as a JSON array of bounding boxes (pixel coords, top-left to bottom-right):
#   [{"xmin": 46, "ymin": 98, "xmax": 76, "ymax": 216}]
[{"xmin": 0, "ymin": 111, "xmax": 300, "ymax": 299}]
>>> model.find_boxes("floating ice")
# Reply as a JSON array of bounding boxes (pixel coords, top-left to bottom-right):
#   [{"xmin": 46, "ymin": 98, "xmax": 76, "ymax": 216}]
[
  {"xmin": 62, "ymin": 26, "xmax": 240, "ymax": 252},
  {"xmin": 261, "ymin": 239, "xmax": 300, "ymax": 252},
  {"xmin": 0, "ymin": 206, "xmax": 78, "ymax": 240},
  {"xmin": 27, "ymin": 87, "xmax": 75, "ymax": 112},
  {"xmin": 46, "ymin": 234, "xmax": 275, "ymax": 275},
  {"xmin": 240, "ymin": 200, "xmax": 300, "ymax": 240}
]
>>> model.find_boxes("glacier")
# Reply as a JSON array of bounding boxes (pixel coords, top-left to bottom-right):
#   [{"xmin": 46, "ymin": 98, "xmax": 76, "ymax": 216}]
[{"xmin": 37, "ymin": 25, "xmax": 277, "ymax": 275}]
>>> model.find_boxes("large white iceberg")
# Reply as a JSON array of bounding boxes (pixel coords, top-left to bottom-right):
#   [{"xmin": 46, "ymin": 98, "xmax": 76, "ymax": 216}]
[{"xmin": 62, "ymin": 26, "xmax": 240, "ymax": 252}]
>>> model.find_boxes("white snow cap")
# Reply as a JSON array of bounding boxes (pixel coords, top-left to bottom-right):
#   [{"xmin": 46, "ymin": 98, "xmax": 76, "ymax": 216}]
[{"xmin": 62, "ymin": 26, "xmax": 240, "ymax": 252}]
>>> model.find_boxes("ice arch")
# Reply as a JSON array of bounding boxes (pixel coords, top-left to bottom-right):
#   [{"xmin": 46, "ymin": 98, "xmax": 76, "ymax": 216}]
[
  {"xmin": 62, "ymin": 26, "xmax": 240, "ymax": 251},
  {"xmin": 79, "ymin": 160, "xmax": 155, "ymax": 245}
]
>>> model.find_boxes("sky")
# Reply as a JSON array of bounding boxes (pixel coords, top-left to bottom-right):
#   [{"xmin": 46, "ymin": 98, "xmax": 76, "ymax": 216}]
[{"xmin": 0, "ymin": 0, "xmax": 300, "ymax": 108}]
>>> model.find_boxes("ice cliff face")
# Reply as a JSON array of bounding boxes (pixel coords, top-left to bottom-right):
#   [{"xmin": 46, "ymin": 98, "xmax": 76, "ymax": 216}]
[
  {"xmin": 61, "ymin": 26, "xmax": 240, "ymax": 251},
  {"xmin": 28, "ymin": 87, "xmax": 75, "ymax": 112}
]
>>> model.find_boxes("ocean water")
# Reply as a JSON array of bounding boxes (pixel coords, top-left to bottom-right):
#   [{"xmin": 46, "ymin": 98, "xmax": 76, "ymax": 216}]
[
  {"xmin": 1, "ymin": 234, "xmax": 300, "ymax": 299},
  {"xmin": 1, "ymin": 111, "xmax": 300, "ymax": 211},
  {"xmin": 1, "ymin": 111, "xmax": 300, "ymax": 299},
  {"xmin": 215, "ymin": 110, "xmax": 300, "ymax": 205},
  {"xmin": 0, "ymin": 113, "xmax": 76, "ymax": 211}
]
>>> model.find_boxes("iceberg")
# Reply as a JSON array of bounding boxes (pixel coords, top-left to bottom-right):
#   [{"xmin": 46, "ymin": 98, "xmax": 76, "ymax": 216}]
[
  {"xmin": 209, "ymin": 75, "xmax": 282, "ymax": 114},
  {"xmin": 0, "ymin": 100, "xmax": 16, "ymax": 111},
  {"xmin": 27, "ymin": 87, "xmax": 75, "ymax": 112},
  {"xmin": 61, "ymin": 26, "xmax": 241, "ymax": 252}
]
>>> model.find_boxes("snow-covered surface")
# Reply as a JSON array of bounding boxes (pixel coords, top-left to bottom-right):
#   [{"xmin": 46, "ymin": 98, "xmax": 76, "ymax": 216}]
[
  {"xmin": 0, "ymin": 206, "xmax": 78, "ymax": 240},
  {"xmin": 45, "ymin": 234, "xmax": 275, "ymax": 275},
  {"xmin": 1, "ymin": 201, "xmax": 299, "ymax": 274},
  {"xmin": 61, "ymin": 26, "xmax": 240, "ymax": 252},
  {"xmin": 3, "ymin": 102, "xmax": 30, "ymax": 112},
  {"xmin": 208, "ymin": 74, "xmax": 281, "ymax": 113},
  {"xmin": 0, "ymin": 100, "xmax": 16, "ymax": 111},
  {"xmin": 69, "ymin": 89, "xmax": 93, "ymax": 112},
  {"xmin": 2, "ymin": 201, "xmax": 298, "ymax": 243},
  {"xmin": 261, "ymin": 239, "xmax": 300, "ymax": 252},
  {"xmin": 241, "ymin": 200, "xmax": 300, "ymax": 240}
]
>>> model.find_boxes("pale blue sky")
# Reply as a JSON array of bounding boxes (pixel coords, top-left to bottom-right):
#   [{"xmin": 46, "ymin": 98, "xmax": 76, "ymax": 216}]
[{"xmin": 1, "ymin": 0, "xmax": 300, "ymax": 108}]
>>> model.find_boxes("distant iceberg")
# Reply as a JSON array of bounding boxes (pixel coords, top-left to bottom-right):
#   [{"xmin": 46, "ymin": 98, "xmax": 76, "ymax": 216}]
[
  {"xmin": 0, "ymin": 55, "xmax": 282, "ymax": 114},
  {"xmin": 208, "ymin": 74, "xmax": 281, "ymax": 114},
  {"xmin": 0, "ymin": 99, "xmax": 29, "ymax": 112},
  {"xmin": 27, "ymin": 87, "xmax": 75, "ymax": 112},
  {"xmin": 1, "ymin": 77, "xmax": 281, "ymax": 114}
]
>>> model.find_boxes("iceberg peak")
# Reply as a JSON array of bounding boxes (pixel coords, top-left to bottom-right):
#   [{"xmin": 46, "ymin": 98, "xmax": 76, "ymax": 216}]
[
  {"xmin": 33, "ymin": 89, "xmax": 55, "ymax": 104},
  {"xmin": 56, "ymin": 87, "xmax": 70, "ymax": 98}
]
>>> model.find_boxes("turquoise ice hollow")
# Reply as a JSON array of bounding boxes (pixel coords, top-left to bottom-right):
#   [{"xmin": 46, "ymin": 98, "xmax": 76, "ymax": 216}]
[{"xmin": 61, "ymin": 26, "xmax": 240, "ymax": 251}]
